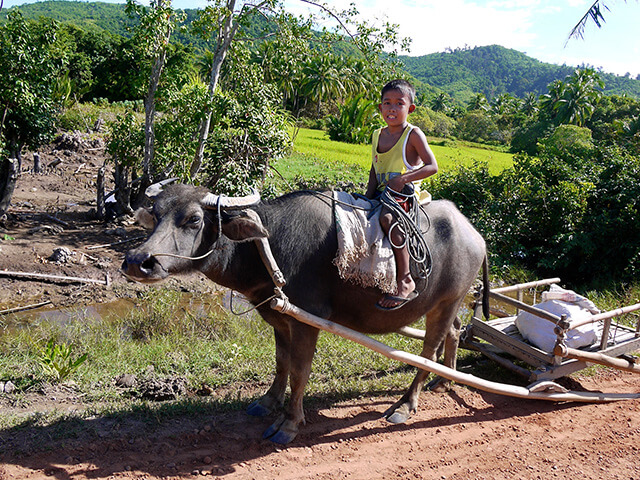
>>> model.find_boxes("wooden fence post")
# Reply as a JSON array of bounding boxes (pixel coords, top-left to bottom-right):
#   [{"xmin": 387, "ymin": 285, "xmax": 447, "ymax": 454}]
[
  {"xmin": 97, "ymin": 166, "xmax": 105, "ymax": 220},
  {"xmin": 33, "ymin": 152, "xmax": 41, "ymax": 174}
]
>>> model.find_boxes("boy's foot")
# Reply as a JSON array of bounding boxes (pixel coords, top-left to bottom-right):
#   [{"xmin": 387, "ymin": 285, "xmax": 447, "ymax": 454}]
[{"xmin": 375, "ymin": 290, "xmax": 418, "ymax": 311}]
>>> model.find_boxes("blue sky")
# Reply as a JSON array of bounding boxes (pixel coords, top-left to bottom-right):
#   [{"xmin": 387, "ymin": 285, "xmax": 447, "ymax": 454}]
[{"xmin": 4, "ymin": 0, "xmax": 639, "ymax": 78}]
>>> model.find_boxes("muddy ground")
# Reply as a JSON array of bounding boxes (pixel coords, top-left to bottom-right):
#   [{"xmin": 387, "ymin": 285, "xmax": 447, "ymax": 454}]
[{"xmin": 1, "ymin": 134, "xmax": 639, "ymax": 479}]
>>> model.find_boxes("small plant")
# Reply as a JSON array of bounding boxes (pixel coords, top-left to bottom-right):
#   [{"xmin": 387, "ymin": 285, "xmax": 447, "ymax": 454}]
[
  {"xmin": 1, "ymin": 234, "xmax": 14, "ymax": 241},
  {"xmin": 38, "ymin": 339, "xmax": 88, "ymax": 382}
]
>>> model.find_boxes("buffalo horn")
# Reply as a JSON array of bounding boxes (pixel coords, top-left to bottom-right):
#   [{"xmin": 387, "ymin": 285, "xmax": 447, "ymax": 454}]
[
  {"xmin": 145, "ymin": 177, "xmax": 179, "ymax": 198},
  {"xmin": 201, "ymin": 189, "xmax": 261, "ymax": 209}
]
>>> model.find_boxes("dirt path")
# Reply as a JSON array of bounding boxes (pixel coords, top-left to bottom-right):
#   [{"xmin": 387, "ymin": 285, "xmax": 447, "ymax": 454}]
[{"xmin": 1, "ymin": 370, "xmax": 639, "ymax": 480}]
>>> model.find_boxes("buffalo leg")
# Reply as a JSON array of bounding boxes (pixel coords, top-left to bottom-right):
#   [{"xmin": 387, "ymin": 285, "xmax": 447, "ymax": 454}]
[
  {"xmin": 263, "ymin": 322, "xmax": 319, "ymax": 444},
  {"xmin": 384, "ymin": 301, "xmax": 462, "ymax": 424},
  {"xmin": 247, "ymin": 317, "xmax": 291, "ymax": 417},
  {"xmin": 427, "ymin": 315, "xmax": 462, "ymax": 392}
]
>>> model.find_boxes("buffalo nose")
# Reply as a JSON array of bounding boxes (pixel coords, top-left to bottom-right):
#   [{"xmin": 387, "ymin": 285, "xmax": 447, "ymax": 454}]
[{"xmin": 122, "ymin": 251, "xmax": 158, "ymax": 276}]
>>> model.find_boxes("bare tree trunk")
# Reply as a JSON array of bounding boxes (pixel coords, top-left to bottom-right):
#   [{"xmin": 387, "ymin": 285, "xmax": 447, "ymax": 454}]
[
  {"xmin": 191, "ymin": 0, "xmax": 240, "ymax": 178},
  {"xmin": 139, "ymin": 0, "xmax": 173, "ymax": 207},
  {"xmin": 0, "ymin": 158, "xmax": 18, "ymax": 218}
]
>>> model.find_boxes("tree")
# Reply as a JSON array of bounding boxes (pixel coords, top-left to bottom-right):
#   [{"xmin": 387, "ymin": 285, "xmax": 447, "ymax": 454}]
[
  {"xmin": 327, "ymin": 94, "xmax": 380, "ymax": 144},
  {"xmin": 455, "ymin": 111, "xmax": 499, "ymax": 143},
  {"xmin": 467, "ymin": 93, "xmax": 489, "ymax": 112},
  {"xmin": 0, "ymin": 12, "xmax": 63, "ymax": 159},
  {"xmin": 539, "ymin": 79, "xmax": 567, "ymax": 121},
  {"xmin": 189, "ymin": 0, "xmax": 251, "ymax": 177},
  {"xmin": 189, "ymin": 0, "xmax": 408, "ymax": 177},
  {"xmin": 302, "ymin": 54, "xmax": 345, "ymax": 115},
  {"xmin": 555, "ymin": 69, "xmax": 604, "ymax": 127},
  {"xmin": 125, "ymin": 0, "xmax": 182, "ymax": 204},
  {"xmin": 520, "ymin": 92, "xmax": 539, "ymax": 117},
  {"xmin": 430, "ymin": 92, "xmax": 451, "ymax": 113},
  {"xmin": 0, "ymin": 12, "xmax": 65, "ymax": 216}
]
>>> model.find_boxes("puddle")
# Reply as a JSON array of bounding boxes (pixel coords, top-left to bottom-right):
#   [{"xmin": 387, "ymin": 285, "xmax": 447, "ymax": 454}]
[
  {"xmin": 0, "ymin": 287, "xmax": 536, "ymax": 333},
  {"xmin": 0, "ymin": 298, "xmax": 136, "ymax": 331},
  {"xmin": 0, "ymin": 293, "xmax": 236, "ymax": 332}
]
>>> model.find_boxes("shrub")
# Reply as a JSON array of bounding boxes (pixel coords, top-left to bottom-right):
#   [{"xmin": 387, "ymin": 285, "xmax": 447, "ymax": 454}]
[
  {"xmin": 540, "ymin": 124, "xmax": 594, "ymax": 153},
  {"xmin": 431, "ymin": 142, "xmax": 640, "ymax": 289},
  {"xmin": 410, "ymin": 106, "xmax": 456, "ymax": 138},
  {"xmin": 455, "ymin": 110, "xmax": 500, "ymax": 143},
  {"xmin": 326, "ymin": 95, "xmax": 380, "ymax": 144}
]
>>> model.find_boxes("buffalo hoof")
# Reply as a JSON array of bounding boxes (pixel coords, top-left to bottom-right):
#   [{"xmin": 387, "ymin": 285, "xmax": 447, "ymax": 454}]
[
  {"xmin": 384, "ymin": 402, "xmax": 414, "ymax": 424},
  {"xmin": 262, "ymin": 415, "xmax": 299, "ymax": 445},
  {"xmin": 246, "ymin": 400, "xmax": 272, "ymax": 417},
  {"xmin": 427, "ymin": 376, "xmax": 452, "ymax": 393}
]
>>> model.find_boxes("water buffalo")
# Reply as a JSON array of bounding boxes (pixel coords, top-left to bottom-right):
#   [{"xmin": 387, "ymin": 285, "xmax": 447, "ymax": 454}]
[{"xmin": 122, "ymin": 184, "xmax": 489, "ymax": 444}]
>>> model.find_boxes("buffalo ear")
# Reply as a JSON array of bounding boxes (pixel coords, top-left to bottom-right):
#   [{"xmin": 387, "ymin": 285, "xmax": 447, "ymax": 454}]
[
  {"xmin": 221, "ymin": 209, "xmax": 269, "ymax": 242},
  {"xmin": 135, "ymin": 207, "xmax": 156, "ymax": 230}
]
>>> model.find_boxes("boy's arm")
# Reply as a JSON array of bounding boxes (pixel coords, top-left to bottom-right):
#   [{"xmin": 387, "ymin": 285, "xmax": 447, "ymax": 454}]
[
  {"xmin": 365, "ymin": 166, "xmax": 378, "ymax": 199},
  {"xmin": 386, "ymin": 128, "xmax": 438, "ymax": 192}
]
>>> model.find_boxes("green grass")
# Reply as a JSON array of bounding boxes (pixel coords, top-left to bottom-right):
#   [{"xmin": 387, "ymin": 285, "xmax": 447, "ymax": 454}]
[
  {"xmin": 2, "ymin": 281, "xmax": 638, "ymax": 449},
  {"xmin": 279, "ymin": 127, "xmax": 514, "ymax": 188},
  {"xmin": 0, "ymin": 287, "xmax": 442, "ymax": 431}
]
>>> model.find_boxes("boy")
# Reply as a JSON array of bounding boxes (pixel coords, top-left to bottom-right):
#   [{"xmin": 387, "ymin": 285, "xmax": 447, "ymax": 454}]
[{"xmin": 365, "ymin": 79, "xmax": 438, "ymax": 310}]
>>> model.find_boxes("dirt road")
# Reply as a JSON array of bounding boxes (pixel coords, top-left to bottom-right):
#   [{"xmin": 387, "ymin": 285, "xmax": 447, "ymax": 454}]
[{"xmin": 0, "ymin": 370, "xmax": 638, "ymax": 480}]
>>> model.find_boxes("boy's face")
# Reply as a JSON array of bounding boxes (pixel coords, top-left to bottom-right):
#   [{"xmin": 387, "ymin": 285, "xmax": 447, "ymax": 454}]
[{"xmin": 379, "ymin": 89, "xmax": 415, "ymax": 128}]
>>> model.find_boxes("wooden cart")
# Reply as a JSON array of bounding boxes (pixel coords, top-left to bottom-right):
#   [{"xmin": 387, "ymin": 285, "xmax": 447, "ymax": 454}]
[{"xmin": 461, "ymin": 278, "xmax": 640, "ymax": 382}]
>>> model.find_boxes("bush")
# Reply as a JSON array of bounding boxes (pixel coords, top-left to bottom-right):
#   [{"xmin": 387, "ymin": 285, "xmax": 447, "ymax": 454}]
[
  {"xmin": 540, "ymin": 124, "xmax": 594, "ymax": 153},
  {"xmin": 409, "ymin": 106, "xmax": 456, "ymax": 138},
  {"xmin": 431, "ymin": 142, "xmax": 640, "ymax": 289},
  {"xmin": 326, "ymin": 95, "xmax": 380, "ymax": 144},
  {"xmin": 455, "ymin": 110, "xmax": 500, "ymax": 144},
  {"xmin": 510, "ymin": 120, "xmax": 554, "ymax": 155}
]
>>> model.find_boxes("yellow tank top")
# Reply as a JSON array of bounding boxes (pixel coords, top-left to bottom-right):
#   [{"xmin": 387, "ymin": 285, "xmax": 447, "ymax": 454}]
[{"xmin": 371, "ymin": 124, "xmax": 432, "ymax": 204}]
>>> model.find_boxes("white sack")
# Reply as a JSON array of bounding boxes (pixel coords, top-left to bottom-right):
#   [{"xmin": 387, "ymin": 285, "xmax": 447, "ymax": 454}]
[{"xmin": 514, "ymin": 285, "xmax": 600, "ymax": 353}]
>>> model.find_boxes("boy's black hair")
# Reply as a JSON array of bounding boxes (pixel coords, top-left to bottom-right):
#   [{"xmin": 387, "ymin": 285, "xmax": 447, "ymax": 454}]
[{"xmin": 381, "ymin": 79, "xmax": 416, "ymax": 104}]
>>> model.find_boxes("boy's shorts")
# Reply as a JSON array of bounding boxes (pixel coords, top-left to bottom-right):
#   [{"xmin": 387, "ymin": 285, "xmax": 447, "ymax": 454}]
[{"xmin": 392, "ymin": 193, "xmax": 413, "ymax": 213}]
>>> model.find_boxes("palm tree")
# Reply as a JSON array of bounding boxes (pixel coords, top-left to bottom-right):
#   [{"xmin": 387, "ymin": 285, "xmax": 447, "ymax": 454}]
[
  {"xmin": 431, "ymin": 92, "xmax": 450, "ymax": 113},
  {"xmin": 302, "ymin": 55, "xmax": 344, "ymax": 115},
  {"xmin": 491, "ymin": 93, "xmax": 518, "ymax": 116},
  {"xmin": 520, "ymin": 92, "xmax": 539, "ymax": 117},
  {"xmin": 555, "ymin": 69, "xmax": 604, "ymax": 126},
  {"xmin": 567, "ymin": 1, "xmax": 623, "ymax": 42},
  {"xmin": 539, "ymin": 79, "xmax": 567, "ymax": 120},
  {"xmin": 256, "ymin": 40, "xmax": 304, "ymax": 110},
  {"xmin": 467, "ymin": 93, "xmax": 489, "ymax": 112}
]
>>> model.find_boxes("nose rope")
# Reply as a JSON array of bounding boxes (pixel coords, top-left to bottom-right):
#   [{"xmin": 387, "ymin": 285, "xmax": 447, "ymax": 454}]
[{"xmin": 151, "ymin": 249, "xmax": 216, "ymax": 261}]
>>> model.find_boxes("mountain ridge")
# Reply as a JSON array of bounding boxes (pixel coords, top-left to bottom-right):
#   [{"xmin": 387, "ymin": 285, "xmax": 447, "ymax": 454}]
[{"xmin": 400, "ymin": 44, "xmax": 640, "ymax": 103}]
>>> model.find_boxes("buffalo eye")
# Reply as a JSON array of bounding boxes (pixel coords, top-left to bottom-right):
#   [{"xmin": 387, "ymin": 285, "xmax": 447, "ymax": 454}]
[{"xmin": 184, "ymin": 214, "xmax": 202, "ymax": 228}]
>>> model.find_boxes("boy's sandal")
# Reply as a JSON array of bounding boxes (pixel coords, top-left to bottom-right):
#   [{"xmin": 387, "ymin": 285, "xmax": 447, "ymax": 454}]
[{"xmin": 375, "ymin": 290, "xmax": 418, "ymax": 311}]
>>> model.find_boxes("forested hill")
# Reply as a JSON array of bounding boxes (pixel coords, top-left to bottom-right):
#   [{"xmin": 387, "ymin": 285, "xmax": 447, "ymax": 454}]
[
  {"xmin": 1, "ymin": 1, "xmax": 134, "ymax": 36},
  {"xmin": 0, "ymin": 1, "xmax": 206, "ymax": 48},
  {"xmin": 5, "ymin": 2, "xmax": 640, "ymax": 102},
  {"xmin": 401, "ymin": 45, "xmax": 640, "ymax": 103}
]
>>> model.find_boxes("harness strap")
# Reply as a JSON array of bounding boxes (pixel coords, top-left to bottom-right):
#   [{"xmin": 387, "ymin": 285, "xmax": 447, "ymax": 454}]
[{"xmin": 255, "ymin": 237, "xmax": 286, "ymax": 288}]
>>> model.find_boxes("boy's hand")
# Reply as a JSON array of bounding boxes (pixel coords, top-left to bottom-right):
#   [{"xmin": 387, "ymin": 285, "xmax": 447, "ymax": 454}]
[{"xmin": 387, "ymin": 176, "xmax": 406, "ymax": 193}]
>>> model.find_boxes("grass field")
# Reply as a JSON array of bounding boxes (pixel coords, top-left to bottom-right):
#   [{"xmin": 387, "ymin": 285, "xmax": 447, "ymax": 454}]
[{"xmin": 274, "ymin": 127, "xmax": 514, "ymax": 189}]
